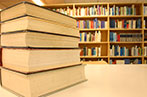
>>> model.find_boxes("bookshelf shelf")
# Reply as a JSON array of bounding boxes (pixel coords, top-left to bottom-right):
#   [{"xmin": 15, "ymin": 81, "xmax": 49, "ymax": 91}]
[
  {"xmin": 79, "ymin": 29, "xmax": 108, "ymax": 31},
  {"xmin": 80, "ymin": 56, "xmax": 108, "ymax": 58},
  {"xmin": 46, "ymin": 2, "xmax": 146, "ymax": 64},
  {"xmin": 79, "ymin": 42, "xmax": 108, "ymax": 44}
]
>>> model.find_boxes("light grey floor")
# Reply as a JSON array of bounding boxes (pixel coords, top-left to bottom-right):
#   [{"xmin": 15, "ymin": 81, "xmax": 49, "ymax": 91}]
[{"xmin": 0, "ymin": 65, "xmax": 147, "ymax": 97}]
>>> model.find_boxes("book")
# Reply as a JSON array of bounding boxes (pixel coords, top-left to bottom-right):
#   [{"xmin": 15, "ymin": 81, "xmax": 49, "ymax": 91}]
[
  {"xmin": 1, "ymin": 16, "xmax": 79, "ymax": 37},
  {"xmin": 53, "ymin": 6, "xmax": 74, "ymax": 16},
  {"xmin": 110, "ymin": 19, "xmax": 141, "ymax": 29},
  {"xmin": 2, "ymin": 48, "xmax": 81, "ymax": 73},
  {"xmin": 110, "ymin": 32, "xmax": 142, "ymax": 42},
  {"xmin": 80, "ymin": 46, "xmax": 101, "ymax": 56},
  {"xmin": 80, "ymin": 31, "xmax": 101, "ymax": 42},
  {"xmin": 1, "ymin": 31, "xmax": 79, "ymax": 48},
  {"xmin": 110, "ymin": 59, "xmax": 141, "ymax": 64},
  {"xmin": 1, "ymin": 1, "xmax": 76, "ymax": 27},
  {"xmin": 110, "ymin": 45, "xmax": 142, "ymax": 56},
  {"xmin": 77, "ymin": 18, "xmax": 107, "ymax": 29},
  {"xmin": 1, "ymin": 64, "xmax": 86, "ymax": 97},
  {"xmin": 75, "ymin": 5, "xmax": 108, "ymax": 16},
  {"xmin": 109, "ymin": 5, "xmax": 136, "ymax": 16}
]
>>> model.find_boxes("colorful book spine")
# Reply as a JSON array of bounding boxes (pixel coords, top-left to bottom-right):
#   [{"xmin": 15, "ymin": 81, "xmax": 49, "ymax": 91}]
[
  {"xmin": 80, "ymin": 31, "xmax": 101, "ymax": 42},
  {"xmin": 110, "ymin": 32, "xmax": 142, "ymax": 42},
  {"xmin": 109, "ymin": 5, "xmax": 136, "ymax": 16},
  {"xmin": 110, "ymin": 59, "xmax": 141, "ymax": 64},
  {"xmin": 110, "ymin": 19, "xmax": 141, "ymax": 29},
  {"xmin": 75, "ymin": 5, "xmax": 108, "ymax": 16},
  {"xmin": 110, "ymin": 45, "xmax": 142, "ymax": 56},
  {"xmin": 80, "ymin": 46, "xmax": 101, "ymax": 56},
  {"xmin": 77, "ymin": 18, "xmax": 107, "ymax": 29},
  {"xmin": 53, "ymin": 6, "xmax": 74, "ymax": 16}
]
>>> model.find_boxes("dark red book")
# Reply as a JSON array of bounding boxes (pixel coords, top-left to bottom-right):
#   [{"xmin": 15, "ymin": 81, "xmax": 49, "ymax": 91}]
[
  {"xmin": 122, "ymin": 20, "xmax": 124, "ymax": 28},
  {"xmin": 117, "ymin": 34, "xmax": 120, "ymax": 42},
  {"xmin": 80, "ymin": 49, "xmax": 84, "ymax": 56}
]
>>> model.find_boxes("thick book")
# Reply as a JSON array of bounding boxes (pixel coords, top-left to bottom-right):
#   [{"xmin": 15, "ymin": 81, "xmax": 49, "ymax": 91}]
[
  {"xmin": 1, "ymin": 1, "xmax": 76, "ymax": 28},
  {"xmin": 1, "ymin": 31, "xmax": 79, "ymax": 48},
  {"xmin": 2, "ymin": 48, "xmax": 81, "ymax": 73},
  {"xmin": 1, "ymin": 16, "xmax": 79, "ymax": 37},
  {"xmin": 1, "ymin": 64, "xmax": 86, "ymax": 97}
]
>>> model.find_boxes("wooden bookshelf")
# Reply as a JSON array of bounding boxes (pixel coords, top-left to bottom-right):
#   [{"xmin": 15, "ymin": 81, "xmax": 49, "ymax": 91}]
[{"xmin": 46, "ymin": 2, "xmax": 147, "ymax": 64}]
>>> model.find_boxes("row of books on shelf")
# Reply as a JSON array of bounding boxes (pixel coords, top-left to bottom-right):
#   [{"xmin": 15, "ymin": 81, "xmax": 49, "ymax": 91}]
[
  {"xmin": 80, "ymin": 31, "xmax": 101, "ymax": 42},
  {"xmin": 144, "ymin": 33, "xmax": 147, "ymax": 41},
  {"xmin": 53, "ymin": 7, "xmax": 74, "ymax": 16},
  {"xmin": 144, "ymin": 6, "xmax": 147, "ymax": 15},
  {"xmin": 110, "ymin": 32, "xmax": 142, "ymax": 42},
  {"xmin": 110, "ymin": 59, "xmax": 142, "ymax": 64},
  {"xmin": 110, "ymin": 19, "xmax": 141, "ymax": 28},
  {"xmin": 80, "ymin": 46, "xmax": 101, "ymax": 56},
  {"xmin": 110, "ymin": 45, "xmax": 142, "ymax": 56},
  {"xmin": 77, "ymin": 18, "xmax": 107, "ymax": 29},
  {"xmin": 75, "ymin": 5, "xmax": 108, "ymax": 16},
  {"xmin": 109, "ymin": 5, "xmax": 136, "ymax": 16}
]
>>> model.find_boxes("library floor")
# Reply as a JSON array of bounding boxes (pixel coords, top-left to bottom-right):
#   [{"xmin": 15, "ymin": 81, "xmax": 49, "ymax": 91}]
[{"xmin": 0, "ymin": 64, "xmax": 147, "ymax": 97}]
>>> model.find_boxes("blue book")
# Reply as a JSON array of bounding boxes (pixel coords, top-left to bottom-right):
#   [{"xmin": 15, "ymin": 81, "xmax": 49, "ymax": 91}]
[
  {"xmin": 110, "ymin": 20, "xmax": 115, "ymax": 28},
  {"xmin": 125, "ymin": 59, "xmax": 130, "ymax": 64},
  {"xmin": 138, "ymin": 59, "xmax": 142, "ymax": 64},
  {"xmin": 101, "ymin": 21, "xmax": 105, "ymax": 28},
  {"xmin": 84, "ymin": 33, "xmax": 87, "ymax": 42},
  {"xmin": 120, "ymin": 47, "xmax": 123, "ymax": 56},
  {"xmin": 80, "ymin": 33, "xmax": 82, "ymax": 41},
  {"xmin": 124, "ymin": 20, "xmax": 127, "ymax": 28}
]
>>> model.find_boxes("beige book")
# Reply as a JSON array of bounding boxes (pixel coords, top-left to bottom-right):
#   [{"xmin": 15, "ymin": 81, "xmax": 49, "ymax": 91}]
[
  {"xmin": 1, "ymin": 64, "xmax": 86, "ymax": 97},
  {"xmin": 1, "ymin": 1, "xmax": 76, "ymax": 28},
  {"xmin": 2, "ymin": 48, "xmax": 81, "ymax": 73},
  {"xmin": 1, "ymin": 31, "xmax": 79, "ymax": 48},
  {"xmin": 1, "ymin": 16, "xmax": 79, "ymax": 37},
  {"xmin": 116, "ymin": 60, "xmax": 125, "ymax": 64}
]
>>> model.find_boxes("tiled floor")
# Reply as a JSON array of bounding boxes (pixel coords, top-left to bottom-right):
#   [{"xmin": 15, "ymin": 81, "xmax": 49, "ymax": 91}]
[{"xmin": 0, "ymin": 65, "xmax": 147, "ymax": 97}]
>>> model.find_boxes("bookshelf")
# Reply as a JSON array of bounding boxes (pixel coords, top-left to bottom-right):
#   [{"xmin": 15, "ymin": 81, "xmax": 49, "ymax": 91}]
[{"xmin": 46, "ymin": 2, "xmax": 147, "ymax": 64}]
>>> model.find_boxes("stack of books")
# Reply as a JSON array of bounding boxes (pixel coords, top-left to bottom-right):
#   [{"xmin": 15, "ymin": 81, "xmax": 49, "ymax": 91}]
[
  {"xmin": 110, "ymin": 45, "xmax": 142, "ymax": 56},
  {"xmin": 110, "ymin": 19, "xmax": 141, "ymax": 28},
  {"xmin": 75, "ymin": 5, "xmax": 108, "ymax": 16},
  {"xmin": 109, "ymin": 5, "xmax": 136, "ymax": 15},
  {"xmin": 0, "ymin": 2, "xmax": 86, "ymax": 97},
  {"xmin": 80, "ymin": 31, "xmax": 101, "ymax": 42},
  {"xmin": 80, "ymin": 46, "xmax": 101, "ymax": 56},
  {"xmin": 110, "ymin": 32, "xmax": 142, "ymax": 42},
  {"xmin": 77, "ymin": 18, "xmax": 107, "ymax": 29}
]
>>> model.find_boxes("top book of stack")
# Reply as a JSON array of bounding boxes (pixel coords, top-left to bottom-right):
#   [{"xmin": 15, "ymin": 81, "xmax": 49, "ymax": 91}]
[{"xmin": 1, "ymin": 1, "xmax": 76, "ymax": 28}]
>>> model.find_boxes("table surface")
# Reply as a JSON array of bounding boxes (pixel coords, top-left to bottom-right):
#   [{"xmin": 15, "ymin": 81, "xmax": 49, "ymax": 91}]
[{"xmin": 0, "ymin": 64, "xmax": 147, "ymax": 97}]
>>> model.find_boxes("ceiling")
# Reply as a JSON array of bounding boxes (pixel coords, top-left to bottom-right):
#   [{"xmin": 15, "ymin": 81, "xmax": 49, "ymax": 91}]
[
  {"xmin": 0, "ymin": 0, "xmax": 146, "ymax": 9},
  {"xmin": 0, "ymin": 0, "xmax": 65, "ymax": 9}
]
